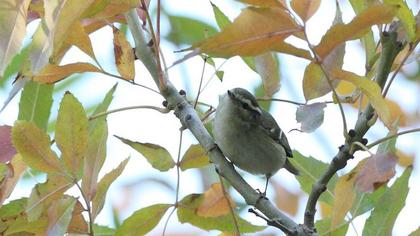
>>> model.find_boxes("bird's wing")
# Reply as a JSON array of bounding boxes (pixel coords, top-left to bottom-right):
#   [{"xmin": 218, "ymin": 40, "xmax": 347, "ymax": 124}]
[{"xmin": 259, "ymin": 110, "xmax": 293, "ymax": 158}]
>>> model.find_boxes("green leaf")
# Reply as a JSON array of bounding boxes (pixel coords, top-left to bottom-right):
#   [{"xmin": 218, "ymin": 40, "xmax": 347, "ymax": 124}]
[
  {"xmin": 27, "ymin": 175, "xmax": 72, "ymax": 222},
  {"xmin": 351, "ymin": 185, "xmax": 387, "ymax": 217},
  {"xmin": 289, "ymin": 151, "xmax": 338, "ymax": 204},
  {"xmin": 211, "ymin": 2, "xmax": 231, "ymax": 30},
  {"xmin": 1, "ymin": 45, "xmax": 30, "ymax": 84},
  {"xmin": 384, "ymin": 0, "xmax": 416, "ymax": 41},
  {"xmin": 92, "ymin": 158, "xmax": 129, "ymax": 219},
  {"xmin": 0, "ymin": 0, "xmax": 31, "ymax": 76},
  {"xmin": 315, "ymin": 217, "xmax": 349, "ymax": 236},
  {"xmin": 409, "ymin": 227, "xmax": 420, "ymax": 236},
  {"xmin": 46, "ymin": 196, "xmax": 77, "ymax": 236},
  {"xmin": 166, "ymin": 15, "xmax": 218, "ymax": 46},
  {"xmin": 12, "ymin": 121, "xmax": 61, "ymax": 174},
  {"xmin": 82, "ymin": 118, "xmax": 108, "ymax": 201},
  {"xmin": 115, "ymin": 136, "xmax": 175, "ymax": 171},
  {"xmin": 90, "ymin": 84, "xmax": 117, "ymax": 124},
  {"xmin": 180, "ymin": 144, "xmax": 210, "ymax": 171},
  {"xmin": 18, "ymin": 80, "xmax": 54, "ymax": 132},
  {"xmin": 115, "ymin": 204, "xmax": 172, "ymax": 236},
  {"xmin": 93, "ymin": 224, "xmax": 116, "ymax": 236},
  {"xmin": 362, "ymin": 167, "xmax": 412, "ymax": 235},
  {"xmin": 178, "ymin": 194, "xmax": 265, "ymax": 233},
  {"xmin": 0, "ymin": 198, "xmax": 27, "ymax": 218},
  {"xmin": 4, "ymin": 216, "xmax": 48, "ymax": 235},
  {"xmin": 56, "ymin": 92, "xmax": 88, "ymax": 179}
]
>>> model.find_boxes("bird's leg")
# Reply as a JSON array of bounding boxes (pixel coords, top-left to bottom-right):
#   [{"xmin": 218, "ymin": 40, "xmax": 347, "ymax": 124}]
[{"xmin": 256, "ymin": 175, "xmax": 271, "ymax": 201}]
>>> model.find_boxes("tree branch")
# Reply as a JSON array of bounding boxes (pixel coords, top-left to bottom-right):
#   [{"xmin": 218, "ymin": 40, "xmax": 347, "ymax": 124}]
[
  {"xmin": 303, "ymin": 31, "xmax": 403, "ymax": 230},
  {"xmin": 125, "ymin": 9, "xmax": 306, "ymax": 235}
]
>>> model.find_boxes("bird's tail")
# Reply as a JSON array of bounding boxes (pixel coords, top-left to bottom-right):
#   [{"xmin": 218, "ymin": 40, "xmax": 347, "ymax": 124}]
[{"xmin": 285, "ymin": 159, "xmax": 300, "ymax": 175}]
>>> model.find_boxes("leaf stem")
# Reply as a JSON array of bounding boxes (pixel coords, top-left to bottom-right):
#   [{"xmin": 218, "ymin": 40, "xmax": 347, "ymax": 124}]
[
  {"xmin": 194, "ymin": 57, "xmax": 207, "ymax": 109},
  {"xmin": 99, "ymin": 69, "xmax": 161, "ymax": 95},
  {"xmin": 74, "ymin": 181, "xmax": 94, "ymax": 236},
  {"xmin": 218, "ymin": 175, "xmax": 240, "ymax": 235}
]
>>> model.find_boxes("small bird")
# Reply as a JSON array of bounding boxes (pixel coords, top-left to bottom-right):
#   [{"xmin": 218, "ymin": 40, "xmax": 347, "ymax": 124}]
[{"xmin": 213, "ymin": 88, "xmax": 299, "ymax": 195}]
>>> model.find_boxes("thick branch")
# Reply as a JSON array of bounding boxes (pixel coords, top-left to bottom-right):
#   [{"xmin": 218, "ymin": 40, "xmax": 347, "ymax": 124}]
[
  {"xmin": 303, "ymin": 31, "xmax": 403, "ymax": 230},
  {"xmin": 125, "ymin": 10, "xmax": 305, "ymax": 235}
]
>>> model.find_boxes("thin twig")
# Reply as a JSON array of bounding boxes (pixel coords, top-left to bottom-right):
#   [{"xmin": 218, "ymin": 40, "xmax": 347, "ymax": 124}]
[
  {"xmin": 194, "ymin": 57, "xmax": 207, "ymax": 108},
  {"xmin": 200, "ymin": 59, "xmax": 229, "ymax": 93},
  {"xmin": 257, "ymin": 97, "xmax": 306, "ymax": 106},
  {"xmin": 350, "ymin": 141, "xmax": 373, "ymax": 155},
  {"xmin": 218, "ymin": 175, "xmax": 240, "ymax": 235},
  {"xmin": 99, "ymin": 69, "xmax": 161, "ymax": 94},
  {"xmin": 367, "ymin": 127, "xmax": 420, "ymax": 149},
  {"xmin": 89, "ymin": 105, "xmax": 169, "ymax": 121},
  {"xmin": 162, "ymin": 131, "xmax": 183, "ymax": 236}
]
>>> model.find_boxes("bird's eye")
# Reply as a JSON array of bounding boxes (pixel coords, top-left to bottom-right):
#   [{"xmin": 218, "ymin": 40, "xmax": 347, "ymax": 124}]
[{"xmin": 242, "ymin": 102, "xmax": 249, "ymax": 110}]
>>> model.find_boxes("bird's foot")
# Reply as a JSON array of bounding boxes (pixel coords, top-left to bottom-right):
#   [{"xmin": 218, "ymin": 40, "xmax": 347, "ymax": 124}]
[{"xmin": 255, "ymin": 188, "xmax": 268, "ymax": 204}]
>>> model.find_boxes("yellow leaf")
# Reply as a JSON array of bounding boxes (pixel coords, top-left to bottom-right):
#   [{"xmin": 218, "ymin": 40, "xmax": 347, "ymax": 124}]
[
  {"xmin": 396, "ymin": 150, "xmax": 414, "ymax": 167},
  {"xmin": 302, "ymin": 63, "xmax": 328, "ymax": 101},
  {"xmin": 238, "ymin": 0, "xmax": 286, "ymax": 8},
  {"xmin": 331, "ymin": 171, "xmax": 357, "ymax": 229},
  {"xmin": 65, "ymin": 21, "xmax": 96, "ymax": 60},
  {"xmin": 0, "ymin": 154, "xmax": 26, "ymax": 204},
  {"xmin": 197, "ymin": 183, "xmax": 236, "ymax": 217},
  {"xmin": 113, "ymin": 26, "xmax": 135, "ymax": 80},
  {"xmin": 290, "ymin": 0, "xmax": 321, "ymax": 22},
  {"xmin": 192, "ymin": 7, "xmax": 300, "ymax": 57},
  {"xmin": 255, "ymin": 53, "xmax": 280, "ymax": 97},
  {"xmin": 314, "ymin": 4, "xmax": 399, "ymax": 59},
  {"xmin": 0, "ymin": 0, "xmax": 31, "ymax": 75},
  {"xmin": 320, "ymin": 202, "xmax": 332, "ymax": 218},
  {"xmin": 330, "ymin": 69, "xmax": 393, "ymax": 130},
  {"xmin": 12, "ymin": 121, "xmax": 61, "ymax": 174},
  {"xmin": 33, "ymin": 63, "xmax": 100, "ymax": 83},
  {"xmin": 272, "ymin": 41, "xmax": 312, "ymax": 60}
]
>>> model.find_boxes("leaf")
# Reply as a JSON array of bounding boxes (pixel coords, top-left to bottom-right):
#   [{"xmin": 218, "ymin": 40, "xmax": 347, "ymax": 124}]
[
  {"xmin": 197, "ymin": 183, "xmax": 235, "ymax": 217},
  {"xmin": 1, "ymin": 45, "xmax": 30, "ymax": 81},
  {"xmin": 330, "ymin": 169, "xmax": 357, "ymax": 230},
  {"xmin": 115, "ymin": 136, "xmax": 175, "ymax": 171},
  {"xmin": 295, "ymin": 102, "xmax": 327, "ymax": 132},
  {"xmin": 82, "ymin": 118, "xmax": 108, "ymax": 199},
  {"xmin": 302, "ymin": 6, "xmax": 344, "ymax": 101},
  {"xmin": 112, "ymin": 26, "xmax": 135, "ymax": 80},
  {"xmin": 166, "ymin": 14, "xmax": 218, "ymax": 46},
  {"xmin": 289, "ymin": 151, "xmax": 338, "ymax": 204},
  {"xmin": 92, "ymin": 158, "xmax": 129, "ymax": 219},
  {"xmin": 0, "ymin": 0, "xmax": 31, "ymax": 76},
  {"xmin": 314, "ymin": 4, "xmax": 399, "ymax": 59},
  {"xmin": 191, "ymin": 7, "xmax": 299, "ymax": 57},
  {"xmin": 178, "ymin": 194, "xmax": 265, "ymax": 233},
  {"xmin": 351, "ymin": 184, "xmax": 387, "ymax": 217},
  {"xmin": 290, "ymin": 0, "xmax": 321, "ymax": 21},
  {"xmin": 330, "ymin": 69, "xmax": 393, "ymax": 130},
  {"xmin": 82, "ymin": 85, "xmax": 115, "ymax": 200},
  {"xmin": 272, "ymin": 42, "xmax": 312, "ymax": 60},
  {"xmin": 67, "ymin": 200, "xmax": 88, "ymax": 234},
  {"xmin": 255, "ymin": 53, "xmax": 280, "ymax": 97},
  {"xmin": 4, "ymin": 216, "xmax": 48, "ymax": 235},
  {"xmin": 27, "ymin": 175, "xmax": 72, "ymax": 221},
  {"xmin": 115, "ymin": 204, "xmax": 172, "ymax": 236},
  {"xmin": 0, "ymin": 125, "xmax": 16, "ymax": 163},
  {"xmin": 18, "ymin": 80, "xmax": 54, "ymax": 131},
  {"xmin": 315, "ymin": 217, "xmax": 349, "ymax": 236},
  {"xmin": 46, "ymin": 196, "xmax": 77, "ymax": 236},
  {"xmin": 12, "ymin": 121, "xmax": 61, "ymax": 174},
  {"xmin": 384, "ymin": 0, "xmax": 416, "ymax": 41},
  {"xmin": 362, "ymin": 167, "xmax": 412, "ymax": 235},
  {"xmin": 85, "ymin": 0, "xmax": 140, "ymax": 19},
  {"xmin": 93, "ymin": 224, "xmax": 116, "ymax": 235},
  {"xmin": 180, "ymin": 144, "xmax": 210, "ymax": 171},
  {"xmin": 237, "ymin": 0, "xmax": 286, "ymax": 8},
  {"xmin": 409, "ymin": 227, "xmax": 420, "ymax": 236},
  {"xmin": 355, "ymin": 152, "xmax": 398, "ymax": 193},
  {"xmin": 56, "ymin": 92, "xmax": 88, "ymax": 179},
  {"xmin": 273, "ymin": 182, "xmax": 300, "ymax": 216},
  {"xmin": 32, "ymin": 62, "xmax": 100, "ymax": 83},
  {"xmin": 211, "ymin": 2, "xmax": 231, "ymax": 30},
  {"xmin": 0, "ymin": 154, "xmax": 26, "ymax": 204},
  {"xmin": 64, "ymin": 20, "xmax": 96, "ymax": 60}
]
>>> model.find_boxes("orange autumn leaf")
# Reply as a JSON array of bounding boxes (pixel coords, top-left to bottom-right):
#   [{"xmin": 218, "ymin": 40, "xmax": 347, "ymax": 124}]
[
  {"xmin": 314, "ymin": 4, "xmax": 399, "ymax": 59},
  {"xmin": 33, "ymin": 63, "xmax": 100, "ymax": 83},
  {"xmin": 197, "ymin": 183, "xmax": 236, "ymax": 217},
  {"xmin": 112, "ymin": 26, "xmax": 135, "ymax": 80},
  {"xmin": 290, "ymin": 0, "xmax": 321, "ymax": 22},
  {"xmin": 273, "ymin": 182, "xmax": 300, "ymax": 216},
  {"xmin": 192, "ymin": 7, "xmax": 300, "ymax": 57},
  {"xmin": 238, "ymin": 0, "xmax": 286, "ymax": 8}
]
